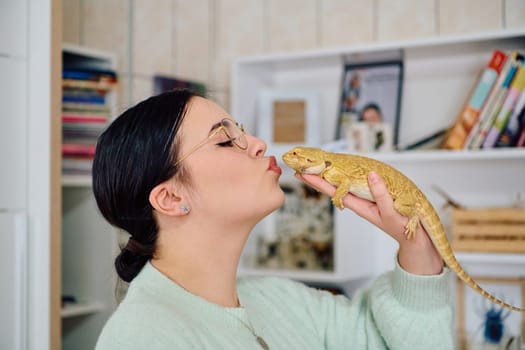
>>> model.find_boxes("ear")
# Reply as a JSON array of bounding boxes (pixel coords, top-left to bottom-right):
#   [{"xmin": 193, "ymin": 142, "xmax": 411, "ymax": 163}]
[{"xmin": 149, "ymin": 181, "xmax": 189, "ymax": 217}]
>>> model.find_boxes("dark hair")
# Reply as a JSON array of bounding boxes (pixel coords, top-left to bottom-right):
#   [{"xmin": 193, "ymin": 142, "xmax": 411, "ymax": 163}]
[
  {"xmin": 92, "ymin": 89, "xmax": 197, "ymax": 282},
  {"xmin": 359, "ymin": 102, "xmax": 382, "ymax": 122}
]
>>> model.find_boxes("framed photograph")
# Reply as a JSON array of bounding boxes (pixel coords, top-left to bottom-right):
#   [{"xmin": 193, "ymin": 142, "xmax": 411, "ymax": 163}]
[
  {"xmin": 336, "ymin": 61, "xmax": 403, "ymax": 148},
  {"xmin": 456, "ymin": 277, "xmax": 525, "ymax": 350},
  {"xmin": 345, "ymin": 121, "xmax": 393, "ymax": 153},
  {"xmin": 255, "ymin": 181, "xmax": 334, "ymax": 272},
  {"xmin": 153, "ymin": 74, "xmax": 207, "ymax": 95},
  {"xmin": 257, "ymin": 88, "xmax": 321, "ymax": 157}
]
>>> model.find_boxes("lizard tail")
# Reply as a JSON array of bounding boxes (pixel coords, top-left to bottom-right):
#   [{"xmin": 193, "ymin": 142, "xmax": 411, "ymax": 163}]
[
  {"xmin": 422, "ymin": 207, "xmax": 525, "ymax": 313},
  {"xmin": 446, "ymin": 259, "xmax": 525, "ymax": 312}
]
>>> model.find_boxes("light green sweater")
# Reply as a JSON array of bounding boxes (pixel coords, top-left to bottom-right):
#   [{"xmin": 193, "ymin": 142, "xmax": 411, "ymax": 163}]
[{"xmin": 96, "ymin": 260, "xmax": 454, "ymax": 349}]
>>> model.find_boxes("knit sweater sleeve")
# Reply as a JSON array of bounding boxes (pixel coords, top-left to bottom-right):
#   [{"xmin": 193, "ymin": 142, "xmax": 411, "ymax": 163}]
[{"xmin": 261, "ymin": 259, "xmax": 454, "ymax": 349}]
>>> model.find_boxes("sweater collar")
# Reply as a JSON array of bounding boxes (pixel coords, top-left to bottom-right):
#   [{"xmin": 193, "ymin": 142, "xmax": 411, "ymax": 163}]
[{"xmin": 129, "ymin": 261, "xmax": 253, "ymax": 327}]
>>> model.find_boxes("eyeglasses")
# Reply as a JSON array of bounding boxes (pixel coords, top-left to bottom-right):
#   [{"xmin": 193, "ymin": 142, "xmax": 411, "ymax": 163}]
[{"xmin": 175, "ymin": 118, "xmax": 247, "ymax": 166}]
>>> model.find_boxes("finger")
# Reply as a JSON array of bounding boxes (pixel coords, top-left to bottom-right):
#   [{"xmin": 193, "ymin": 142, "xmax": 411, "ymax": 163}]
[
  {"xmin": 367, "ymin": 171, "xmax": 394, "ymax": 215},
  {"xmin": 343, "ymin": 193, "xmax": 382, "ymax": 226},
  {"xmin": 295, "ymin": 173, "xmax": 336, "ymax": 196}
]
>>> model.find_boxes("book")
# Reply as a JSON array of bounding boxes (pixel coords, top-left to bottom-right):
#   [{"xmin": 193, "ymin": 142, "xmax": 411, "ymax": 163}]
[
  {"xmin": 62, "ymin": 78, "xmax": 115, "ymax": 91},
  {"xmin": 62, "ymin": 114, "xmax": 108, "ymax": 123},
  {"xmin": 516, "ymin": 123, "xmax": 525, "ymax": 147},
  {"xmin": 482, "ymin": 65, "xmax": 525, "ymax": 148},
  {"xmin": 441, "ymin": 50, "xmax": 507, "ymax": 150},
  {"xmin": 495, "ymin": 87, "xmax": 525, "ymax": 147},
  {"xmin": 62, "ymin": 69, "xmax": 117, "ymax": 81},
  {"xmin": 62, "ymin": 143, "xmax": 97, "ymax": 157},
  {"xmin": 465, "ymin": 51, "xmax": 524, "ymax": 149}
]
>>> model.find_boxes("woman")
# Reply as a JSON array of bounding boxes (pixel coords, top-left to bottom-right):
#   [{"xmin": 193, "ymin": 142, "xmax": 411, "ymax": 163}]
[{"xmin": 93, "ymin": 89, "xmax": 453, "ymax": 349}]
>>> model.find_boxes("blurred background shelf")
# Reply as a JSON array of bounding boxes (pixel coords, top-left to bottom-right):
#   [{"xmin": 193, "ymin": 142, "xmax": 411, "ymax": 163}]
[{"xmin": 61, "ymin": 302, "xmax": 103, "ymax": 319}]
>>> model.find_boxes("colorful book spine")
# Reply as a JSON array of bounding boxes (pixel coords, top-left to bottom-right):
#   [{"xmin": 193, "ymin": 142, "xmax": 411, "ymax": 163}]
[
  {"xmin": 482, "ymin": 66, "xmax": 525, "ymax": 148},
  {"xmin": 495, "ymin": 87, "xmax": 525, "ymax": 147},
  {"xmin": 465, "ymin": 51, "xmax": 523, "ymax": 149},
  {"xmin": 441, "ymin": 50, "xmax": 507, "ymax": 150},
  {"xmin": 516, "ymin": 125, "xmax": 525, "ymax": 147}
]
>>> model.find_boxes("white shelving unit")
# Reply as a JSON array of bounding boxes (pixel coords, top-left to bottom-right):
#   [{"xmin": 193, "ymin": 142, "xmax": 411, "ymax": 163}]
[
  {"xmin": 61, "ymin": 303, "xmax": 104, "ymax": 319},
  {"xmin": 232, "ymin": 29, "xmax": 525, "ymax": 284},
  {"xmin": 61, "ymin": 45, "xmax": 119, "ymax": 350}
]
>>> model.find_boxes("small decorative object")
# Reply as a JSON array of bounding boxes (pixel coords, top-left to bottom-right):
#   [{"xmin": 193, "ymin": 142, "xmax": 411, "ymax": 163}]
[
  {"xmin": 336, "ymin": 60, "xmax": 403, "ymax": 148},
  {"xmin": 257, "ymin": 88, "xmax": 320, "ymax": 158},
  {"xmin": 153, "ymin": 74, "xmax": 207, "ymax": 96},
  {"xmin": 481, "ymin": 301, "xmax": 511, "ymax": 344},
  {"xmin": 345, "ymin": 121, "xmax": 393, "ymax": 153},
  {"xmin": 456, "ymin": 276, "xmax": 525, "ymax": 350},
  {"xmin": 256, "ymin": 182, "xmax": 334, "ymax": 272}
]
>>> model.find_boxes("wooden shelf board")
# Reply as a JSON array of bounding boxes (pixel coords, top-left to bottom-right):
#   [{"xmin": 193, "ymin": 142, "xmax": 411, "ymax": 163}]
[
  {"xmin": 238, "ymin": 267, "xmax": 353, "ymax": 283},
  {"xmin": 235, "ymin": 28, "xmax": 525, "ymax": 65},
  {"xmin": 456, "ymin": 252, "xmax": 525, "ymax": 264},
  {"xmin": 365, "ymin": 148, "xmax": 525, "ymax": 163},
  {"xmin": 61, "ymin": 302, "xmax": 103, "ymax": 319},
  {"xmin": 61, "ymin": 175, "xmax": 92, "ymax": 187}
]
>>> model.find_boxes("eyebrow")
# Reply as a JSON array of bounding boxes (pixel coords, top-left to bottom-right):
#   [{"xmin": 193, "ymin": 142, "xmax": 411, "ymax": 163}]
[{"xmin": 208, "ymin": 121, "xmax": 223, "ymax": 135}]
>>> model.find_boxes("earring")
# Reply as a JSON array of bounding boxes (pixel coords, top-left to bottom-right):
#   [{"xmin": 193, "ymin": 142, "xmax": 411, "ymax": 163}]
[{"xmin": 180, "ymin": 205, "xmax": 190, "ymax": 214}]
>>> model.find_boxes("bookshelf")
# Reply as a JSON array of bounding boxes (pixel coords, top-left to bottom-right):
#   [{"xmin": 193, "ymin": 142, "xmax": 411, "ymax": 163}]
[
  {"xmin": 232, "ymin": 29, "xmax": 525, "ymax": 284},
  {"xmin": 60, "ymin": 45, "xmax": 118, "ymax": 350}
]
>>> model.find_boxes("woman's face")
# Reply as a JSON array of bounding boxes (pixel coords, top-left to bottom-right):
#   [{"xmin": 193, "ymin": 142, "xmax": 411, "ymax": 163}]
[{"xmin": 177, "ymin": 97, "xmax": 285, "ymax": 224}]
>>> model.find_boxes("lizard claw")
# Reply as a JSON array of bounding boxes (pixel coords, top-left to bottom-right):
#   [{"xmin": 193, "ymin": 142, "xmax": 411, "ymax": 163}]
[
  {"xmin": 331, "ymin": 197, "xmax": 344, "ymax": 210},
  {"xmin": 404, "ymin": 216, "xmax": 419, "ymax": 240}
]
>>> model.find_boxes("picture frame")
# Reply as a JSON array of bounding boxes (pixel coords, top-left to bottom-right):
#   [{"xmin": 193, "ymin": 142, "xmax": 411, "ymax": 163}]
[
  {"xmin": 456, "ymin": 276, "xmax": 525, "ymax": 350},
  {"xmin": 153, "ymin": 74, "xmax": 207, "ymax": 96},
  {"xmin": 255, "ymin": 181, "xmax": 334, "ymax": 272},
  {"xmin": 257, "ymin": 88, "xmax": 321, "ymax": 157},
  {"xmin": 336, "ymin": 61, "xmax": 403, "ymax": 148},
  {"xmin": 345, "ymin": 121, "xmax": 393, "ymax": 153}
]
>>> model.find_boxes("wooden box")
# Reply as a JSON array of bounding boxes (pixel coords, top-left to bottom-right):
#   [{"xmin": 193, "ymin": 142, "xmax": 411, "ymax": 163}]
[{"xmin": 450, "ymin": 208, "xmax": 525, "ymax": 253}]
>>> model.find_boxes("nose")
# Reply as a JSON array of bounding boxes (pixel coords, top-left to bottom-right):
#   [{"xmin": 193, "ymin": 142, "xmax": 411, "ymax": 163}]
[{"xmin": 245, "ymin": 134, "xmax": 267, "ymax": 157}]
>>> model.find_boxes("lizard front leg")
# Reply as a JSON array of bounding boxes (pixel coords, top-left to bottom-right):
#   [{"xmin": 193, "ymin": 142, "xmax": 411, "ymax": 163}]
[
  {"xmin": 321, "ymin": 167, "xmax": 353, "ymax": 210},
  {"xmin": 332, "ymin": 179, "xmax": 353, "ymax": 210}
]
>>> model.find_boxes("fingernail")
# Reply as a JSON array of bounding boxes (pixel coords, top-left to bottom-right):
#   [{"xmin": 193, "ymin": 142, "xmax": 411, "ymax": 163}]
[{"xmin": 368, "ymin": 171, "xmax": 379, "ymax": 184}]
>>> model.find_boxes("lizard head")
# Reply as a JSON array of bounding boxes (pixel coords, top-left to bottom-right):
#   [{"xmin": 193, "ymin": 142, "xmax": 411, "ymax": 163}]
[{"xmin": 281, "ymin": 147, "xmax": 328, "ymax": 175}]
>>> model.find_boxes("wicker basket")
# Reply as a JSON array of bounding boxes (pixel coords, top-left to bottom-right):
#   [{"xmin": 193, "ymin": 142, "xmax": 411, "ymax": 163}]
[{"xmin": 450, "ymin": 207, "xmax": 525, "ymax": 253}]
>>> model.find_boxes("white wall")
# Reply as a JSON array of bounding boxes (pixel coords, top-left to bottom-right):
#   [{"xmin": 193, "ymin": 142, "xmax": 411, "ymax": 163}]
[{"xmin": 61, "ymin": 0, "xmax": 525, "ymax": 111}]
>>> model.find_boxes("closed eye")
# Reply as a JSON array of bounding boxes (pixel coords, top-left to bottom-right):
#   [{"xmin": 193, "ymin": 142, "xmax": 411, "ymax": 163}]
[{"xmin": 216, "ymin": 140, "xmax": 235, "ymax": 147}]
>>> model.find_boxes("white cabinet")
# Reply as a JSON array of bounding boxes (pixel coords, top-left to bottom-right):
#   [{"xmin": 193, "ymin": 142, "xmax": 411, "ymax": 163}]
[
  {"xmin": 0, "ymin": 0, "xmax": 28, "ymax": 57},
  {"xmin": 0, "ymin": 212, "xmax": 28, "ymax": 350},
  {"xmin": 232, "ymin": 29, "xmax": 525, "ymax": 283},
  {"xmin": 0, "ymin": 57, "xmax": 27, "ymax": 210}
]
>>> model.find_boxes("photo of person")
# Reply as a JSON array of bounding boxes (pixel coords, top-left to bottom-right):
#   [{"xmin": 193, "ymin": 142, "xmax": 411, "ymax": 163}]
[
  {"xmin": 359, "ymin": 102, "xmax": 383, "ymax": 124},
  {"xmin": 345, "ymin": 103, "xmax": 393, "ymax": 153},
  {"xmin": 337, "ymin": 61, "xmax": 403, "ymax": 148}
]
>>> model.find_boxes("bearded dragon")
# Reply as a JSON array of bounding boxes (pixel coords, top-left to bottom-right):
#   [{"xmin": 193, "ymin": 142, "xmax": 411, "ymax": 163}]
[{"xmin": 282, "ymin": 146, "xmax": 524, "ymax": 312}]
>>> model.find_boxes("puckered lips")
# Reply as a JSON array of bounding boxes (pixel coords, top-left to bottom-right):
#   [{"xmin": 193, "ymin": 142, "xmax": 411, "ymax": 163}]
[{"xmin": 268, "ymin": 156, "xmax": 282, "ymax": 175}]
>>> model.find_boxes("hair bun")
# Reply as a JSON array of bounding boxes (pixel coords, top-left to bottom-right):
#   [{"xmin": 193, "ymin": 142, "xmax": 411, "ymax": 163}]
[{"xmin": 115, "ymin": 238, "xmax": 155, "ymax": 282}]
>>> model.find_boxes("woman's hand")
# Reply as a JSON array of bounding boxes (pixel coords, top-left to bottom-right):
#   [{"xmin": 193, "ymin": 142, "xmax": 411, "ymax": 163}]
[{"xmin": 296, "ymin": 171, "xmax": 444, "ymax": 275}]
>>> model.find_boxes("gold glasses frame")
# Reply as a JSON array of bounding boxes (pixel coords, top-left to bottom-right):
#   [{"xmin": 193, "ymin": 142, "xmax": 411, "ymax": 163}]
[{"xmin": 174, "ymin": 118, "xmax": 247, "ymax": 166}]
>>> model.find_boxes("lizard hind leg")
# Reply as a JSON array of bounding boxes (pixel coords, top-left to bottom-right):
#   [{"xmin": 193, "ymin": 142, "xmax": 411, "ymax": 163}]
[
  {"xmin": 393, "ymin": 193, "xmax": 420, "ymax": 241},
  {"xmin": 404, "ymin": 216, "xmax": 420, "ymax": 240}
]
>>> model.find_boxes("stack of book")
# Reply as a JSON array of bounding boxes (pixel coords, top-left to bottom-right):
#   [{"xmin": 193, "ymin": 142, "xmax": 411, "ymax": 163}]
[
  {"xmin": 441, "ymin": 49, "xmax": 525, "ymax": 150},
  {"xmin": 62, "ymin": 67, "xmax": 117, "ymax": 176}
]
